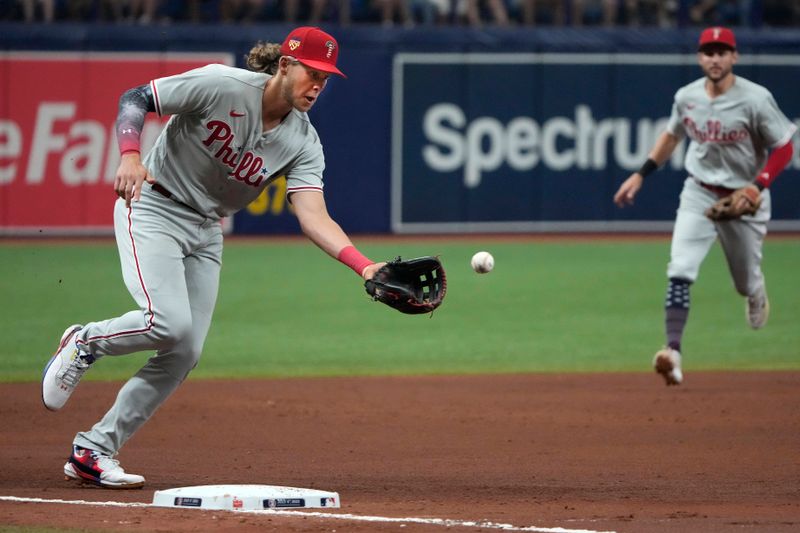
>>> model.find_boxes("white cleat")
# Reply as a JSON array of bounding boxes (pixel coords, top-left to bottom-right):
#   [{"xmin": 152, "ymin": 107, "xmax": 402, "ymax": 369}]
[
  {"xmin": 653, "ymin": 347, "xmax": 683, "ymax": 386},
  {"xmin": 746, "ymin": 284, "xmax": 770, "ymax": 330},
  {"xmin": 64, "ymin": 446, "xmax": 145, "ymax": 489},
  {"xmin": 42, "ymin": 325, "xmax": 94, "ymax": 411}
]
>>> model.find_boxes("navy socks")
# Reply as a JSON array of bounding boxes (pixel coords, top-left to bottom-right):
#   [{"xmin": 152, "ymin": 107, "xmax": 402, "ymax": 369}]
[{"xmin": 664, "ymin": 278, "xmax": 690, "ymax": 352}]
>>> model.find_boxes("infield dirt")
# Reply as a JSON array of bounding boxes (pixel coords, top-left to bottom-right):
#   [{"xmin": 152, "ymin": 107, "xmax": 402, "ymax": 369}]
[{"xmin": 1, "ymin": 372, "xmax": 798, "ymax": 532}]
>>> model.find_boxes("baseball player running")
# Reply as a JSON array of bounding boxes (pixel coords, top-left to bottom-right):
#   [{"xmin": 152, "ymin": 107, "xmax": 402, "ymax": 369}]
[
  {"xmin": 41, "ymin": 27, "xmax": 385, "ymax": 488},
  {"xmin": 614, "ymin": 26, "xmax": 796, "ymax": 386}
]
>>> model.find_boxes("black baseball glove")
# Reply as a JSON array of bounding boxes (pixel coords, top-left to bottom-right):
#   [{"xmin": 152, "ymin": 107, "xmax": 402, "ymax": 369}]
[{"xmin": 365, "ymin": 256, "xmax": 446, "ymax": 315}]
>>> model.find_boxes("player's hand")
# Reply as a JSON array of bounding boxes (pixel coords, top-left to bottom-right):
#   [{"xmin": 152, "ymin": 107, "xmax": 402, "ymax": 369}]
[
  {"xmin": 114, "ymin": 153, "xmax": 156, "ymax": 208},
  {"xmin": 613, "ymin": 173, "xmax": 644, "ymax": 208},
  {"xmin": 361, "ymin": 262, "xmax": 387, "ymax": 281}
]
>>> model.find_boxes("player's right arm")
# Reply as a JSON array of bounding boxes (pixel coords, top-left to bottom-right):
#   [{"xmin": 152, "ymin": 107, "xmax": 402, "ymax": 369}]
[
  {"xmin": 114, "ymin": 84, "xmax": 157, "ymax": 207},
  {"xmin": 290, "ymin": 190, "xmax": 385, "ymax": 280},
  {"xmin": 613, "ymin": 131, "xmax": 681, "ymax": 208}
]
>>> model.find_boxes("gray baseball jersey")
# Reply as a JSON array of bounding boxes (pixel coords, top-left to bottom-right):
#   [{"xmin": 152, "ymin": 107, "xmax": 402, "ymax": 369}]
[
  {"xmin": 666, "ymin": 75, "xmax": 797, "ymax": 190},
  {"xmin": 71, "ymin": 63, "xmax": 332, "ymax": 456},
  {"xmin": 144, "ymin": 63, "xmax": 325, "ymax": 220}
]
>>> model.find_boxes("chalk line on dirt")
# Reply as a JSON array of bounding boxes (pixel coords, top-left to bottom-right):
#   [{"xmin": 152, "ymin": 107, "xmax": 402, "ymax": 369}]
[{"xmin": 0, "ymin": 495, "xmax": 615, "ymax": 533}]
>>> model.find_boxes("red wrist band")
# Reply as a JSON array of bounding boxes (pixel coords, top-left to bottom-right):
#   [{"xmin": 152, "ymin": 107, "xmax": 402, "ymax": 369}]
[
  {"xmin": 118, "ymin": 138, "xmax": 141, "ymax": 155},
  {"xmin": 337, "ymin": 246, "xmax": 373, "ymax": 276},
  {"xmin": 120, "ymin": 149, "xmax": 140, "ymax": 156}
]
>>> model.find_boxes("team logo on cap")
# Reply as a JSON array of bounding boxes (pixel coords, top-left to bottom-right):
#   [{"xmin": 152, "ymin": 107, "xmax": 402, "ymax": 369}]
[
  {"xmin": 288, "ymin": 38, "xmax": 301, "ymax": 51},
  {"xmin": 712, "ymin": 27, "xmax": 721, "ymax": 39},
  {"xmin": 325, "ymin": 40, "xmax": 335, "ymax": 59}
]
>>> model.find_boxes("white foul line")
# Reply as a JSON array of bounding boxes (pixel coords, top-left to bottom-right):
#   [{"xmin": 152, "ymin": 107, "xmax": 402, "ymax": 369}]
[{"xmin": 0, "ymin": 495, "xmax": 615, "ymax": 533}]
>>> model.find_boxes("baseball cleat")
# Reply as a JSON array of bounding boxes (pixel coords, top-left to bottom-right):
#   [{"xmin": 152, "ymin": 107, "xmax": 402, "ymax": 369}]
[
  {"xmin": 64, "ymin": 446, "xmax": 145, "ymax": 489},
  {"xmin": 42, "ymin": 325, "xmax": 95, "ymax": 411},
  {"xmin": 746, "ymin": 284, "xmax": 769, "ymax": 330},
  {"xmin": 653, "ymin": 347, "xmax": 683, "ymax": 386}
]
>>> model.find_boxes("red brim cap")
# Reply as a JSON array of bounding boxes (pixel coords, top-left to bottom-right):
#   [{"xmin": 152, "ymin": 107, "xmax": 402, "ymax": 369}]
[
  {"xmin": 296, "ymin": 58, "xmax": 346, "ymax": 78},
  {"xmin": 281, "ymin": 26, "xmax": 347, "ymax": 78},
  {"xmin": 698, "ymin": 27, "xmax": 736, "ymax": 50}
]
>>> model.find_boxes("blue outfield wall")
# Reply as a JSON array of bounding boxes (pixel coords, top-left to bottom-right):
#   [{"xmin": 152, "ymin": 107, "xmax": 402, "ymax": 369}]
[{"xmin": 3, "ymin": 24, "xmax": 800, "ymax": 234}]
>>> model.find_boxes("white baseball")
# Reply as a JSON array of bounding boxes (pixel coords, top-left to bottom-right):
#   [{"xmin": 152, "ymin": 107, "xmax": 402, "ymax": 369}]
[{"xmin": 471, "ymin": 251, "xmax": 494, "ymax": 274}]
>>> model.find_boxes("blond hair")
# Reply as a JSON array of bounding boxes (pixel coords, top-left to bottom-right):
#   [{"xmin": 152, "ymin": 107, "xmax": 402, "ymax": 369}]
[{"xmin": 245, "ymin": 42, "xmax": 282, "ymax": 74}]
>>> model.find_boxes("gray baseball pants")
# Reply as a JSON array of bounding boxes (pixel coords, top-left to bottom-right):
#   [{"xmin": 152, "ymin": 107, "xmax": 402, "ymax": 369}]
[
  {"xmin": 667, "ymin": 177, "xmax": 770, "ymax": 297},
  {"xmin": 73, "ymin": 186, "xmax": 223, "ymax": 456}
]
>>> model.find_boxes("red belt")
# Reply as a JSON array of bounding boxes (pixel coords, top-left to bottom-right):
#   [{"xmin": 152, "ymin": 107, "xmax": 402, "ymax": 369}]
[{"xmin": 694, "ymin": 178, "xmax": 734, "ymax": 197}]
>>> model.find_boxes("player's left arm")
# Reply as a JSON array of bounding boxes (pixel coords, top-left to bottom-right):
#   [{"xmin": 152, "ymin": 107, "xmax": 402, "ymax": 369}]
[
  {"xmin": 753, "ymin": 93, "xmax": 798, "ymax": 190},
  {"xmin": 290, "ymin": 191, "xmax": 383, "ymax": 280},
  {"xmin": 754, "ymin": 141, "xmax": 794, "ymax": 191}
]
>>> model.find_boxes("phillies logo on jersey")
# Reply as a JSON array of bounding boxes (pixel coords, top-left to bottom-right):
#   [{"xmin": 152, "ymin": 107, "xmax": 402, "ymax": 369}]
[
  {"xmin": 203, "ymin": 120, "xmax": 266, "ymax": 187},
  {"xmin": 683, "ymin": 117, "xmax": 749, "ymax": 144}
]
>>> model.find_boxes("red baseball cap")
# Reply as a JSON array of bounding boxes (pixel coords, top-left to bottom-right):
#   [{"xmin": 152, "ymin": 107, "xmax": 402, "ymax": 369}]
[
  {"xmin": 698, "ymin": 26, "xmax": 736, "ymax": 51},
  {"xmin": 280, "ymin": 26, "xmax": 346, "ymax": 78}
]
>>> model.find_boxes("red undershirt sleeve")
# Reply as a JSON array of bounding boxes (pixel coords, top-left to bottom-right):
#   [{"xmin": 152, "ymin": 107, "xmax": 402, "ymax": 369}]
[{"xmin": 755, "ymin": 141, "xmax": 793, "ymax": 189}]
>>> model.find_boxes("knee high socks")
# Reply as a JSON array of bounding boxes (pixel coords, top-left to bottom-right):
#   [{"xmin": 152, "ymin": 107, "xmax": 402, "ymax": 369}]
[{"xmin": 665, "ymin": 277, "xmax": 690, "ymax": 352}]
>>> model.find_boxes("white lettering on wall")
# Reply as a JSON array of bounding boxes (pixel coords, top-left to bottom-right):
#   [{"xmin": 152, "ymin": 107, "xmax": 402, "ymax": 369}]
[
  {"xmin": 61, "ymin": 121, "xmax": 105, "ymax": 185},
  {"xmin": 422, "ymin": 103, "xmax": 689, "ymax": 188},
  {"xmin": 28, "ymin": 103, "xmax": 76, "ymax": 183},
  {"xmin": 0, "ymin": 102, "xmax": 166, "ymax": 186},
  {"xmin": 422, "ymin": 103, "xmax": 465, "ymax": 172},
  {"xmin": 0, "ymin": 120, "xmax": 22, "ymax": 184}
]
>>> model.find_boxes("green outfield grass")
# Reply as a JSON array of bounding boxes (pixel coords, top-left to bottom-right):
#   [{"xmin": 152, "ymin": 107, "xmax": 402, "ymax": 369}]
[{"xmin": 1, "ymin": 237, "xmax": 798, "ymax": 382}]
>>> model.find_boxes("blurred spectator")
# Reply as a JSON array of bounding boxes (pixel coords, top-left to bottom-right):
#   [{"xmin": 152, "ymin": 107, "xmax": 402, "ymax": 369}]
[
  {"xmin": 689, "ymin": 0, "xmax": 717, "ymax": 24},
  {"xmin": 716, "ymin": 0, "xmax": 746, "ymax": 25},
  {"xmin": 514, "ymin": 0, "xmax": 566, "ymax": 25},
  {"xmin": 375, "ymin": 0, "xmax": 414, "ymax": 27},
  {"xmin": 219, "ymin": 0, "xmax": 268, "ymax": 22},
  {"xmin": 410, "ymin": 0, "xmax": 449, "ymax": 24},
  {"xmin": 185, "ymin": 0, "xmax": 223, "ymax": 22},
  {"xmin": 2, "ymin": 0, "xmax": 798, "ymax": 26},
  {"xmin": 64, "ymin": 0, "xmax": 94, "ymax": 20},
  {"xmin": 306, "ymin": 0, "xmax": 352, "ymax": 24},
  {"xmin": 18, "ymin": 0, "xmax": 54, "ymax": 22},
  {"xmin": 282, "ymin": 0, "xmax": 303, "ymax": 22},
  {"xmin": 762, "ymin": 0, "xmax": 800, "ymax": 26},
  {"xmin": 282, "ymin": 0, "xmax": 336, "ymax": 23},
  {"xmin": 688, "ymin": 0, "xmax": 746, "ymax": 26},
  {"xmin": 571, "ymin": 0, "xmax": 616, "ymax": 25},
  {"xmin": 620, "ymin": 0, "xmax": 675, "ymax": 26},
  {"xmin": 375, "ymin": 0, "xmax": 413, "ymax": 26},
  {"xmin": 458, "ymin": 0, "xmax": 510, "ymax": 26},
  {"xmin": 134, "ymin": 0, "xmax": 162, "ymax": 23},
  {"xmin": 97, "ymin": 0, "xmax": 163, "ymax": 23}
]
